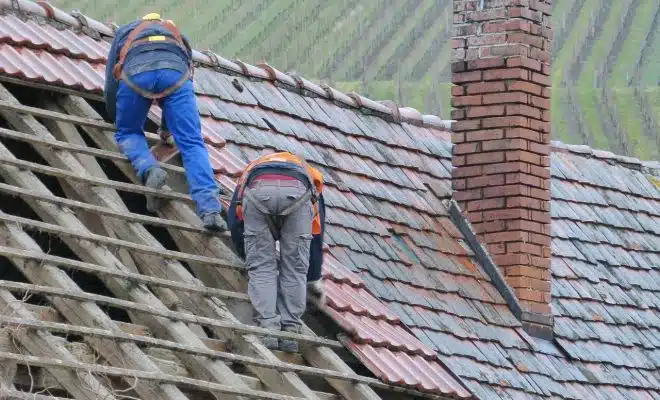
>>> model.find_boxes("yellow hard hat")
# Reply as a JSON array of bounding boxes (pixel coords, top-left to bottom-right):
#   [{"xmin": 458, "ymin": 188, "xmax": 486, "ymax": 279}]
[{"xmin": 142, "ymin": 13, "xmax": 161, "ymax": 20}]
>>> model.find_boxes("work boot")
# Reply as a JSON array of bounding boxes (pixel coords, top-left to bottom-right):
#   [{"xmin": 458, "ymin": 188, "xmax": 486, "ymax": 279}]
[
  {"xmin": 201, "ymin": 212, "xmax": 228, "ymax": 232},
  {"xmin": 143, "ymin": 167, "xmax": 168, "ymax": 213},
  {"xmin": 279, "ymin": 327, "xmax": 300, "ymax": 353},
  {"xmin": 261, "ymin": 335, "xmax": 279, "ymax": 350}
]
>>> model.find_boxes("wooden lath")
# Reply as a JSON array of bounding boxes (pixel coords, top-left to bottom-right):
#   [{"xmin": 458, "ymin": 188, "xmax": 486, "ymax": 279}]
[
  {"xmin": 0, "ymin": 85, "xmax": 386, "ymax": 400},
  {"xmin": 57, "ymin": 95, "xmax": 386, "ymax": 400}
]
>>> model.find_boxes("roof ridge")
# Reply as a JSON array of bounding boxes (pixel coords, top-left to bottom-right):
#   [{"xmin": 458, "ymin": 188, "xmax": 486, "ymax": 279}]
[
  {"xmin": 4, "ymin": 0, "xmax": 452, "ymax": 131},
  {"xmin": 550, "ymin": 140, "xmax": 660, "ymax": 175}
]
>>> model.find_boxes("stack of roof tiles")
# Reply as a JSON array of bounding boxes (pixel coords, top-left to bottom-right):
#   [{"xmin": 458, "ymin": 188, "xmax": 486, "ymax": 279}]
[{"xmin": 0, "ymin": 1, "xmax": 657, "ymax": 400}]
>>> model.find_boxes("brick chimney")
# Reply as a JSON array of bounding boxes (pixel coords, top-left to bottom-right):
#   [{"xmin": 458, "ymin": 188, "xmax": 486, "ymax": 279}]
[{"xmin": 451, "ymin": 0, "xmax": 553, "ymax": 335}]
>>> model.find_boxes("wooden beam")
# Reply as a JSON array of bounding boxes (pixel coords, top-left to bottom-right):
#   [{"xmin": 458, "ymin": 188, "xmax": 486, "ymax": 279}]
[
  {"xmin": 0, "ymin": 389, "xmax": 73, "ymax": 400},
  {"xmin": 0, "ymin": 220, "xmax": 191, "ymax": 400},
  {"xmin": 0, "ymin": 351, "xmax": 309, "ymax": 400},
  {"xmin": 60, "ymin": 95, "xmax": 387, "ymax": 400},
  {"xmin": 0, "ymin": 316, "xmax": 384, "ymax": 387},
  {"xmin": 0, "ymin": 280, "xmax": 340, "ymax": 348},
  {"xmin": 0, "ymin": 291, "xmax": 117, "ymax": 400},
  {"xmin": 0, "ymin": 75, "xmax": 104, "ymax": 104},
  {"xmin": 3, "ymin": 247, "xmax": 248, "ymax": 302}
]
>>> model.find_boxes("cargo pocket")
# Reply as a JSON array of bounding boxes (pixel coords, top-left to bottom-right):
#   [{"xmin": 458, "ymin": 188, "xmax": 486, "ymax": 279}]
[
  {"xmin": 295, "ymin": 233, "xmax": 313, "ymax": 274},
  {"xmin": 243, "ymin": 232, "xmax": 259, "ymax": 271}
]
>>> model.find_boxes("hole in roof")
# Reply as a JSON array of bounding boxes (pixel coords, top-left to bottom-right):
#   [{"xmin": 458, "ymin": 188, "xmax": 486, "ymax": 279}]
[{"xmin": 232, "ymin": 78, "xmax": 244, "ymax": 93}]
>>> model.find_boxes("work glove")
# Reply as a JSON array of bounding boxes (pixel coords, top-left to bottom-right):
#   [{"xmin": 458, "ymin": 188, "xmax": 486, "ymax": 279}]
[
  {"xmin": 307, "ymin": 279, "xmax": 326, "ymax": 306},
  {"xmin": 159, "ymin": 128, "xmax": 175, "ymax": 146}
]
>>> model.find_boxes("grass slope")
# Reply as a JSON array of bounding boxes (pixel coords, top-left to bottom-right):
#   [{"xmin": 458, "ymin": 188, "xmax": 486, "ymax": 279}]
[{"xmin": 52, "ymin": 0, "xmax": 660, "ymax": 160}]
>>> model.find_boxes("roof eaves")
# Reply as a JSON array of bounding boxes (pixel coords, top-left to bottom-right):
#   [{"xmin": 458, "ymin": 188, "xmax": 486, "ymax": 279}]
[
  {"xmin": 551, "ymin": 140, "xmax": 660, "ymax": 176},
  {"xmin": 3, "ymin": 0, "xmax": 452, "ymax": 132}
]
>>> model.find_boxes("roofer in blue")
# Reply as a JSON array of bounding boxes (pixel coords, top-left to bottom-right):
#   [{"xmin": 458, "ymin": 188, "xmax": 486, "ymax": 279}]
[{"xmin": 104, "ymin": 13, "xmax": 226, "ymax": 231}]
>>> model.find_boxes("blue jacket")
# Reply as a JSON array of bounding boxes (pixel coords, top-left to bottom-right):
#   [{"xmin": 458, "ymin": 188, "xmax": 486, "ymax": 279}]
[
  {"xmin": 104, "ymin": 19, "xmax": 193, "ymax": 123},
  {"xmin": 226, "ymin": 169, "xmax": 326, "ymax": 283}
]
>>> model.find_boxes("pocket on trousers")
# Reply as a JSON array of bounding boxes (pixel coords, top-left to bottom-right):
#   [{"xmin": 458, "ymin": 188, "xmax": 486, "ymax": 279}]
[
  {"xmin": 295, "ymin": 233, "xmax": 313, "ymax": 274},
  {"xmin": 244, "ymin": 232, "xmax": 258, "ymax": 269}
]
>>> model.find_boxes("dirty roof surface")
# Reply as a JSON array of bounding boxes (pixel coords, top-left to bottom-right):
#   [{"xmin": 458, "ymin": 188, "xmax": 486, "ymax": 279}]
[{"xmin": 0, "ymin": 2, "xmax": 658, "ymax": 399}]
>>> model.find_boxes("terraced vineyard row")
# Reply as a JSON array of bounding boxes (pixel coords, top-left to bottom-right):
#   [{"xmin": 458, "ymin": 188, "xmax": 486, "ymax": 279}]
[{"xmin": 53, "ymin": 0, "xmax": 660, "ymax": 160}]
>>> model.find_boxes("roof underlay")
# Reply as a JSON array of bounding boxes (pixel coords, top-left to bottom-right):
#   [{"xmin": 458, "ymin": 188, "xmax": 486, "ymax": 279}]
[{"xmin": 0, "ymin": 2, "xmax": 657, "ymax": 400}]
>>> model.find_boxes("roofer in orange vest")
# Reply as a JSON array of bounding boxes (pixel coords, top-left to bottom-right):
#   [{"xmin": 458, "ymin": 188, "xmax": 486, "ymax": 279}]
[
  {"xmin": 227, "ymin": 151, "xmax": 326, "ymax": 352},
  {"xmin": 104, "ymin": 13, "xmax": 226, "ymax": 231}
]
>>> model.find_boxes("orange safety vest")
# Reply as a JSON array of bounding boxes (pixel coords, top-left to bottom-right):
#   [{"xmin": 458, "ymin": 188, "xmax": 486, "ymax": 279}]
[{"xmin": 235, "ymin": 152, "xmax": 324, "ymax": 235}]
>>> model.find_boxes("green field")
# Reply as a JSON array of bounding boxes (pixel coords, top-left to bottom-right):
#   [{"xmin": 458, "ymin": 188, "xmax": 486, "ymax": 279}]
[{"xmin": 52, "ymin": 0, "xmax": 660, "ymax": 160}]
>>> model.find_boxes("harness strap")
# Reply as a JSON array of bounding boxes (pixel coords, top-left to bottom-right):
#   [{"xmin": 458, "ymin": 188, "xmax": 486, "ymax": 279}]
[
  {"xmin": 243, "ymin": 188, "xmax": 312, "ymax": 241},
  {"xmin": 112, "ymin": 20, "xmax": 193, "ymax": 99}
]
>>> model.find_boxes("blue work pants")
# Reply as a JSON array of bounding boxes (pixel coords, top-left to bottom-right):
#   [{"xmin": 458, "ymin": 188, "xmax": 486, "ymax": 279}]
[{"xmin": 114, "ymin": 69, "xmax": 221, "ymax": 216}]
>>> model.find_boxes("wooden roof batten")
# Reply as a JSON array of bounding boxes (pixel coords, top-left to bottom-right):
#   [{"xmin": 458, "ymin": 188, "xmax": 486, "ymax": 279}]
[{"xmin": 0, "ymin": 80, "xmax": 447, "ymax": 399}]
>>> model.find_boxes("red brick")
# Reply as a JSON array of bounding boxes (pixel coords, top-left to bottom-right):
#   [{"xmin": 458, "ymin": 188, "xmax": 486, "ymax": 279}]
[
  {"xmin": 466, "ymin": 197, "xmax": 506, "ymax": 211},
  {"xmin": 530, "ymin": 187, "xmax": 551, "ymax": 201},
  {"xmin": 529, "ymin": 164, "xmax": 550, "ymax": 179},
  {"xmin": 506, "ymin": 150, "xmax": 542, "ymax": 165},
  {"xmin": 542, "ymin": 246, "xmax": 552, "ymax": 258},
  {"xmin": 529, "ymin": 94, "xmax": 550, "ymax": 109},
  {"xmin": 467, "ymin": 58, "xmax": 506, "ymax": 70},
  {"xmin": 530, "ymin": 255, "xmax": 551, "ymax": 269},
  {"xmin": 488, "ymin": 161, "xmax": 530, "ymax": 174},
  {"xmin": 467, "ymin": 105, "xmax": 506, "ymax": 118},
  {"xmin": 454, "ymin": 155, "xmax": 467, "ymax": 166},
  {"xmin": 452, "ymin": 38, "xmax": 466, "ymax": 49},
  {"xmin": 487, "ymin": 243, "xmax": 506, "ymax": 255},
  {"xmin": 452, "ymin": 95, "xmax": 483, "ymax": 107},
  {"xmin": 453, "ymin": 119, "xmax": 482, "ymax": 131},
  {"xmin": 530, "ymin": 47, "xmax": 551, "ymax": 63},
  {"xmin": 453, "ymin": 176, "xmax": 466, "ymax": 189},
  {"xmin": 467, "ymin": 33, "xmax": 507, "ymax": 46},
  {"xmin": 493, "ymin": 253, "xmax": 531, "ymax": 267},
  {"xmin": 507, "ymin": 32, "xmax": 545, "ymax": 48},
  {"xmin": 485, "ymin": 230, "xmax": 529, "ymax": 243},
  {"xmin": 483, "ymin": 184, "xmax": 529, "ymax": 198},
  {"xmin": 454, "ymin": 142, "xmax": 480, "ymax": 155},
  {"xmin": 452, "ymin": 85, "xmax": 466, "ymax": 96},
  {"xmin": 508, "ymin": 242, "xmax": 543, "ymax": 256},
  {"xmin": 483, "ymin": 138, "xmax": 527, "ymax": 151},
  {"xmin": 506, "ymin": 104, "xmax": 542, "ymax": 119},
  {"xmin": 505, "ymin": 127, "xmax": 541, "ymax": 142},
  {"xmin": 451, "ymin": 109, "xmax": 466, "ymax": 120},
  {"xmin": 483, "ymin": 18, "xmax": 531, "ymax": 33},
  {"xmin": 506, "ymin": 265, "xmax": 547, "ymax": 280},
  {"xmin": 541, "ymin": 62, "xmax": 551, "ymax": 76},
  {"xmin": 452, "ymin": 132, "xmax": 466, "ymax": 144},
  {"xmin": 466, "ymin": 151, "xmax": 506, "ymax": 164},
  {"xmin": 483, "ymin": 208, "xmax": 529, "ymax": 221},
  {"xmin": 529, "ymin": 141, "xmax": 550, "ymax": 155},
  {"xmin": 482, "ymin": 92, "xmax": 528, "ymax": 105},
  {"xmin": 506, "ymin": 196, "xmax": 543, "ymax": 209},
  {"xmin": 452, "ymin": 60, "xmax": 466, "ymax": 72},
  {"xmin": 529, "ymin": 233, "xmax": 551, "ymax": 247},
  {"xmin": 466, "ymin": 81, "xmax": 506, "ymax": 94},
  {"xmin": 465, "ymin": 8, "xmax": 507, "ymax": 21},
  {"xmin": 452, "ymin": 165, "xmax": 483, "ymax": 178},
  {"xmin": 507, "ymin": 80, "xmax": 543, "ymax": 95},
  {"xmin": 466, "ymin": 128, "xmax": 505, "ymax": 142},
  {"xmin": 482, "ymin": 116, "xmax": 529, "ymax": 129},
  {"xmin": 540, "ymin": 155, "xmax": 551, "ymax": 166},
  {"xmin": 529, "ymin": 118, "xmax": 550, "ymax": 133},
  {"xmin": 453, "ymin": 70, "xmax": 482, "ymax": 83},
  {"xmin": 531, "ymin": 72, "xmax": 551, "ymax": 86},
  {"xmin": 453, "ymin": 24, "xmax": 477, "ymax": 37},
  {"xmin": 483, "ymin": 67, "xmax": 529, "ymax": 81},
  {"xmin": 506, "ymin": 56, "xmax": 542, "ymax": 71},
  {"xmin": 506, "ymin": 172, "xmax": 543, "ymax": 188},
  {"xmin": 519, "ymin": 300, "xmax": 551, "ymax": 315},
  {"xmin": 474, "ymin": 220, "xmax": 507, "ymax": 234},
  {"xmin": 515, "ymin": 288, "xmax": 547, "ymax": 304},
  {"xmin": 531, "ymin": 210, "xmax": 552, "ymax": 224},
  {"xmin": 506, "ymin": 219, "xmax": 542, "ymax": 233},
  {"xmin": 467, "ymin": 174, "xmax": 505, "ymax": 188},
  {"xmin": 541, "ymin": 109, "xmax": 551, "ymax": 122},
  {"xmin": 541, "ymin": 86, "xmax": 551, "ymax": 98},
  {"xmin": 529, "ymin": 0, "xmax": 552, "ymax": 14},
  {"xmin": 454, "ymin": 188, "xmax": 483, "ymax": 201},
  {"xmin": 481, "ymin": 43, "xmax": 528, "ymax": 58}
]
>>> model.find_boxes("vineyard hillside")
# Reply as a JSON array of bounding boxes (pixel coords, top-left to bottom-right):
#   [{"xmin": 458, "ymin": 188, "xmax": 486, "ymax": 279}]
[{"xmin": 52, "ymin": 0, "xmax": 660, "ymax": 160}]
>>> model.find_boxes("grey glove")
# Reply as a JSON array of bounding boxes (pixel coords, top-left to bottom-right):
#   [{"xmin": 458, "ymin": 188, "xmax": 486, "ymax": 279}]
[{"xmin": 307, "ymin": 280, "xmax": 326, "ymax": 306}]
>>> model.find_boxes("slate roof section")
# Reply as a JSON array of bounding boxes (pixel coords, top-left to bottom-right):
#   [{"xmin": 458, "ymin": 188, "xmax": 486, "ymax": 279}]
[
  {"xmin": 0, "ymin": 3, "xmax": 471, "ymax": 398},
  {"xmin": 1, "ymin": 2, "xmax": 658, "ymax": 400}
]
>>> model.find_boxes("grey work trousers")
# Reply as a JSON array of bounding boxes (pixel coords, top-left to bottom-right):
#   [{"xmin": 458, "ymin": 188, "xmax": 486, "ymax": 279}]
[{"xmin": 243, "ymin": 178, "xmax": 313, "ymax": 332}]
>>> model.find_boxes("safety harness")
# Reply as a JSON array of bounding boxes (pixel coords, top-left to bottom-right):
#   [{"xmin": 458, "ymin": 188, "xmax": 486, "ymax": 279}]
[
  {"xmin": 235, "ymin": 152, "xmax": 323, "ymax": 240},
  {"xmin": 112, "ymin": 18, "xmax": 193, "ymax": 100}
]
